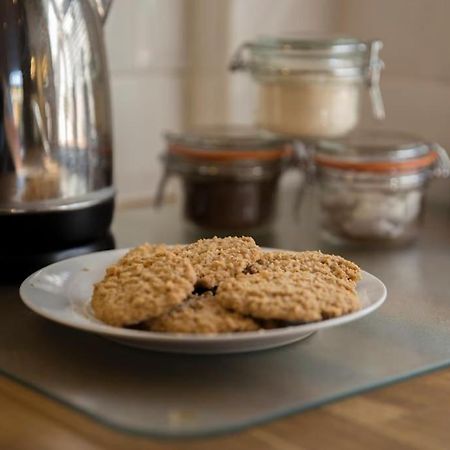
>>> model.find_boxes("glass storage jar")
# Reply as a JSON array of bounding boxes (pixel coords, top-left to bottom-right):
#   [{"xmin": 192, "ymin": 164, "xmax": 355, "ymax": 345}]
[
  {"xmin": 157, "ymin": 127, "xmax": 292, "ymax": 232},
  {"xmin": 311, "ymin": 130, "xmax": 450, "ymax": 245},
  {"xmin": 230, "ymin": 35, "xmax": 385, "ymax": 139}
]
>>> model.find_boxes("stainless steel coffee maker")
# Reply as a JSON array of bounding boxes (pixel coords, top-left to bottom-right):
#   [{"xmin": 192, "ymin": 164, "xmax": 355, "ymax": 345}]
[{"xmin": 0, "ymin": 0, "xmax": 114, "ymax": 250}]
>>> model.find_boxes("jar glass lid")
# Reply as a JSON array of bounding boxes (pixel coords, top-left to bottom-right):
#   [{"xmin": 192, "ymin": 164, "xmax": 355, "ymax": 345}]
[
  {"xmin": 252, "ymin": 34, "xmax": 370, "ymax": 55},
  {"xmin": 315, "ymin": 130, "xmax": 438, "ymax": 172},
  {"xmin": 166, "ymin": 126, "xmax": 291, "ymax": 161},
  {"xmin": 230, "ymin": 34, "xmax": 383, "ymax": 74}
]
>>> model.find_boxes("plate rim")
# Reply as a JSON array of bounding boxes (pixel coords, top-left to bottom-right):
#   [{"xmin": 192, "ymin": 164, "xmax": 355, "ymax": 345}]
[{"xmin": 19, "ymin": 248, "xmax": 387, "ymax": 343}]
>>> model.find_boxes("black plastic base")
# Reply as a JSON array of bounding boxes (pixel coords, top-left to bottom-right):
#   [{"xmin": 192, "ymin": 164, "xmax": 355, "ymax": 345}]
[
  {"xmin": 0, "ymin": 197, "xmax": 115, "ymax": 282},
  {"xmin": 0, "ymin": 197, "xmax": 115, "ymax": 251},
  {"xmin": 0, "ymin": 233, "xmax": 116, "ymax": 283}
]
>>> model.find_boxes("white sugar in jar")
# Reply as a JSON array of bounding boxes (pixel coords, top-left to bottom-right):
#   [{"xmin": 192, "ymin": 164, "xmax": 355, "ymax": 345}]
[
  {"xmin": 312, "ymin": 130, "xmax": 450, "ymax": 245},
  {"xmin": 258, "ymin": 76, "xmax": 361, "ymax": 137},
  {"xmin": 230, "ymin": 35, "xmax": 385, "ymax": 139}
]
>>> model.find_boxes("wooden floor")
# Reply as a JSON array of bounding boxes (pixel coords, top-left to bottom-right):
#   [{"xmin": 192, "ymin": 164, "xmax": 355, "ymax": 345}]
[{"xmin": 0, "ymin": 367, "xmax": 449, "ymax": 450}]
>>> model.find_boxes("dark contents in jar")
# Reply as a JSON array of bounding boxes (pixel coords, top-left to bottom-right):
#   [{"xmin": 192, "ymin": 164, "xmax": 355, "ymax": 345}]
[{"xmin": 183, "ymin": 176, "xmax": 279, "ymax": 230}]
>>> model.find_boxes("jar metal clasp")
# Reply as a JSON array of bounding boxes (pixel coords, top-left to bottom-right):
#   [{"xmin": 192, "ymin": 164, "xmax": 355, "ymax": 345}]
[
  {"xmin": 154, "ymin": 155, "xmax": 172, "ymax": 208},
  {"xmin": 229, "ymin": 42, "xmax": 252, "ymax": 71},
  {"xmin": 368, "ymin": 40, "xmax": 385, "ymax": 120},
  {"xmin": 292, "ymin": 141, "xmax": 316, "ymax": 217},
  {"xmin": 432, "ymin": 143, "xmax": 450, "ymax": 178}
]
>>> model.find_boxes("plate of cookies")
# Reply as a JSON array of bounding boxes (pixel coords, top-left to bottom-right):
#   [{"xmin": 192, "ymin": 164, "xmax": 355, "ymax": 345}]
[{"xmin": 20, "ymin": 237, "xmax": 386, "ymax": 354}]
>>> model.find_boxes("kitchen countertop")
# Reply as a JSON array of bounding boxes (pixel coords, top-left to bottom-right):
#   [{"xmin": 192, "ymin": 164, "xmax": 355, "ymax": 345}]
[
  {"xmin": 0, "ymin": 368, "xmax": 449, "ymax": 450},
  {"xmin": 1, "ymin": 180, "xmax": 449, "ymax": 449}
]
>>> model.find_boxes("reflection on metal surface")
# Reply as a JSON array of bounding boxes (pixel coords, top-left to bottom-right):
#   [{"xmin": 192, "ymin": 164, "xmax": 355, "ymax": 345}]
[
  {"xmin": 91, "ymin": 0, "xmax": 113, "ymax": 23},
  {"xmin": 0, "ymin": 0, "xmax": 113, "ymax": 210},
  {"xmin": 0, "ymin": 185, "xmax": 114, "ymax": 213}
]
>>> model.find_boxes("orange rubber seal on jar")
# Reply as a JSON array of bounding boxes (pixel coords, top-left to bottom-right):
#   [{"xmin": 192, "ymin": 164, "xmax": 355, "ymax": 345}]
[
  {"xmin": 168, "ymin": 144, "xmax": 292, "ymax": 161},
  {"xmin": 315, "ymin": 151, "xmax": 438, "ymax": 172}
]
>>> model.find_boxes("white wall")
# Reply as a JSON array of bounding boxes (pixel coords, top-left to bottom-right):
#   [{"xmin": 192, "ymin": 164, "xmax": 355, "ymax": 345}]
[
  {"xmin": 104, "ymin": 0, "xmax": 187, "ymax": 203},
  {"xmin": 339, "ymin": 0, "xmax": 450, "ymax": 150}
]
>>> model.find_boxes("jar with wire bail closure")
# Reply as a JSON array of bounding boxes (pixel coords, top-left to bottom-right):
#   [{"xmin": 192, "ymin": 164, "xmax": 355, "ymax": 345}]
[
  {"xmin": 230, "ymin": 34, "xmax": 385, "ymax": 139},
  {"xmin": 157, "ymin": 127, "xmax": 293, "ymax": 233},
  {"xmin": 311, "ymin": 130, "xmax": 450, "ymax": 245}
]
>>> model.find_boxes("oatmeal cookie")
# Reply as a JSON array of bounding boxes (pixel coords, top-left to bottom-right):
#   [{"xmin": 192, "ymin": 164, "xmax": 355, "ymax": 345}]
[
  {"xmin": 118, "ymin": 243, "xmax": 164, "ymax": 264},
  {"xmin": 147, "ymin": 292, "xmax": 259, "ymax": 334},
  {"xmin": 216, "ymin": 271, "xmax": 360, "ymax": 322},
  {"xmin": 91, "ymin": 247, "xmax": 196, "ymax": 326},
  {"xmin": 247, "ymin": 251, "xmax": 361, "ymax": 284},
  {"xmin": 179, "ymin": 236, "xmax": 262, "ymax": 289}
]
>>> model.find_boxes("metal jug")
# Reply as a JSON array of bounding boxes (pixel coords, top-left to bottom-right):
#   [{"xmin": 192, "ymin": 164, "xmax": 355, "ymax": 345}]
[{"xmin": 0, "ymin": 0, "xmax": 114, "ymax": 248}]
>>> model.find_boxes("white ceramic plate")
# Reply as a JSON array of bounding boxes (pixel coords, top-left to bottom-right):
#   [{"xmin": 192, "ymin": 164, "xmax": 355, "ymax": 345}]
[{"xmin": 20, "ymin": 248, "xmax": 387, "ymax": 354}]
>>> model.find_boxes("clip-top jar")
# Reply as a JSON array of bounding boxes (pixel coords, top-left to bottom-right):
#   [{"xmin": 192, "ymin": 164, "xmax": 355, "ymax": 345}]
[
  {"xmin": 312, "ymin": 130, "xmax": 450, "ymax": 244},
  {"xmin": 230, "ymin": 34, "xmax": 385, "ymax": 139},
  {"xmin": 157, "ymin": 127, "xmax": 292, "ymax": 232}
]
